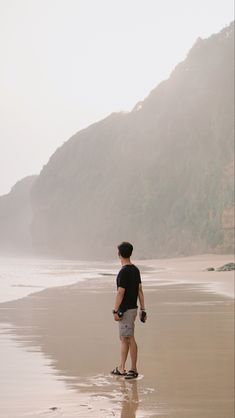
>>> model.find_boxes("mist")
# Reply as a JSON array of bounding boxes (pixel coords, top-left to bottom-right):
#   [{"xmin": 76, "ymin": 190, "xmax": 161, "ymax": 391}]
[{"xmin": 0, "ymin": 0, "xmax": 233, "ymax": 195}]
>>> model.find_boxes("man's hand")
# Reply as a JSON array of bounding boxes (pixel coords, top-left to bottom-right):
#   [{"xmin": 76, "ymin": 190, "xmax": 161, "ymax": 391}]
[{"xmin": 113, "ymin": 312, "xmax": 121, "ymax": 321}]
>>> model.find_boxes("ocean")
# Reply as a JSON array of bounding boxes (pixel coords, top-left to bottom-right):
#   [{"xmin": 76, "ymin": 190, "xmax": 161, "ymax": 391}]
[{"xmin": 0, "ymin": 257, "xmax": 118, "ymax": 304}]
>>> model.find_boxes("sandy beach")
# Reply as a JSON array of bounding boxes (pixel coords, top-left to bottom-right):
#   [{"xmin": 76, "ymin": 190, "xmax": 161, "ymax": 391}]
[{"xmin": 0, "ymin": 254, "xmax": 234, "ymax": 418}]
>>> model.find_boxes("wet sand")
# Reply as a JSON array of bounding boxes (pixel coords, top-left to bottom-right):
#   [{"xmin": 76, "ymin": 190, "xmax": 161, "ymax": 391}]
[{"xmin": 0, "ymin": 255, "xmax": 234, "ymax": 417}]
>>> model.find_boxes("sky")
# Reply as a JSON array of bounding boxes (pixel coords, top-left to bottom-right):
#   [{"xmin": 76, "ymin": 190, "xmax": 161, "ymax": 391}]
[{"xmin": 0, "ymin": 0, "xmax": 234, "ymax": 196}]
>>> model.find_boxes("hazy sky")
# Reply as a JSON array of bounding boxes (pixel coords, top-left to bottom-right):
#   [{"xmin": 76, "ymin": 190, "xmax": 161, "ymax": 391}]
[{"xmin": 0, "ymin": 0, "xmax": 234, "ymax": 195}]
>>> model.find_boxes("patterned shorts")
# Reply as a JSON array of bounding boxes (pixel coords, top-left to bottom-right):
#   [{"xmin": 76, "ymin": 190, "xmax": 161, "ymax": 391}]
[{"xmin": 119, "ymin": 308, "xmax": 137, "ymax": 337}]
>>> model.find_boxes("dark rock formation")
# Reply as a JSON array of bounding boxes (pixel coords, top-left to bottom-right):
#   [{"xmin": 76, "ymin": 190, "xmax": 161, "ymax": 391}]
[{"xmin": 217, "ymin": 263, "xmax": 235, "ymax": 271}]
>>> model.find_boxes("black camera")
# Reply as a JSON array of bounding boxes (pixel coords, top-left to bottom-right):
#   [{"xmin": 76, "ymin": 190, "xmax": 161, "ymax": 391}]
[{"xmin": 140, "ymin": 310, "xmax": 147, "ymax": 323}]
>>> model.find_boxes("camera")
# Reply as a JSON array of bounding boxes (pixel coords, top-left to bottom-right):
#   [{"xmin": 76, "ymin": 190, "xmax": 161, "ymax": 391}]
[{"xmin": 140, "ymin": 310, "xmax": 147, "ymax": 323}]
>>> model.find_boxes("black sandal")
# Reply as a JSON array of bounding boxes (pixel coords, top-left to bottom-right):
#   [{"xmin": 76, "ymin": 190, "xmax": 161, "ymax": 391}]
[
  {"xmin": 125, "ymin": 370, "xmax": 138, "ymax": 379},
  {"xmin": 111, "ymin": 367, "xmax": 127, "ymax": 376}
]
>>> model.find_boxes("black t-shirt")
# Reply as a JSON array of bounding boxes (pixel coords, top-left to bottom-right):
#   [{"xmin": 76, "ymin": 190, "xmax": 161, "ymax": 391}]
[{"xmin": 116, "ymin": 264, "xmax": 141, "ymax": 312}]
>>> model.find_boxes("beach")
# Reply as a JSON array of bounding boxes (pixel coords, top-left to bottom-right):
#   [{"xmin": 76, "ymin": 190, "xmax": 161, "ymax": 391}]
[{"xmin": 0, "ymin": 254, "xmax": 234, "ymax": 418}]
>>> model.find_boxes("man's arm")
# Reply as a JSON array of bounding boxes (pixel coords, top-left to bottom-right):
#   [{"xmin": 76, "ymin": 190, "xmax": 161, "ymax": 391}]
[
  {"xmin": 138, "ymin": 284, "xmax": 145, "ymax": 310},
  {"xmin": 113, "ymin": 287, "xmax": 125, "ymax": 321},
  {"xmin": 138, "ymin": 283, "xmax": 147, "ymax": 322},
  {"xmin": 114, "ymin": 286, "xmax": 125, "ymax": 311}
]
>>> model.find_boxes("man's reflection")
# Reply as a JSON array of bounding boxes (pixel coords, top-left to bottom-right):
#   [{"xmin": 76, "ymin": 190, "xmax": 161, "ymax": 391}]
[{"xmin": 119, "ymin": 379, "xmax": 139, "ymax": 418}]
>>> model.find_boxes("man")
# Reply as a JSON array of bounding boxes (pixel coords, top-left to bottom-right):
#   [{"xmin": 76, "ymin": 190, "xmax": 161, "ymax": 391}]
[{"xmin": 111, "ymin": 242, "xmax": 147, "ymax": 379}]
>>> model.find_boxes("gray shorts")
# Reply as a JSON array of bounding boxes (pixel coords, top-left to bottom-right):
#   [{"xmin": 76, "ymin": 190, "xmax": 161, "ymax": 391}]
[{"xmin": 119, "ymin": 308, "xmax": 137, "ymax": 337}]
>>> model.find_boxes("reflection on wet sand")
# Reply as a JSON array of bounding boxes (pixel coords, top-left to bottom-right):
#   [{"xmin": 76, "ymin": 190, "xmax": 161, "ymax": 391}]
[
  {"xmin": 119, "ymin": 379, "xmax": 139, "ymax": 418},
  {"xmin": 0, "ymin": 277, "xmax": 234, "ymax": 418}
]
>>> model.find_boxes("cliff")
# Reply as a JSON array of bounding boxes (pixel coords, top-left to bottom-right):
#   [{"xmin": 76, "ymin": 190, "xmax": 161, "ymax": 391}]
[
  {"xmin": 0, "ymin": 176, "xmax": 37, "ymax": 255},
  {"xmin": 30, "ymin": 22, "xmax": 234, "ymax": 259},
  {"xmin": 1, "ymin": 22, "xmax": 234, "ymax": 259}
]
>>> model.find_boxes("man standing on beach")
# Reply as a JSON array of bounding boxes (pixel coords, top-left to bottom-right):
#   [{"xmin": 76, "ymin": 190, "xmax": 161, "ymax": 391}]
[{"xmin": 111, "ymin": 242, "xmax": 146, "ymax": 379}]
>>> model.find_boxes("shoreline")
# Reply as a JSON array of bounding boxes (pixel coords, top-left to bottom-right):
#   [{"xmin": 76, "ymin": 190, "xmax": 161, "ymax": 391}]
[
  {"xmin": 138, "ymin": 254, "xmax": 234, "ymax": 299},
  {"xmin": 0, "ymin": 254, "xmax": 234, "ymax": 305}
]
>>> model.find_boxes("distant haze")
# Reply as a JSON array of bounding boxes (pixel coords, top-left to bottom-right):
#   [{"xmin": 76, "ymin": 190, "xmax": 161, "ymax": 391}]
[{"xmin": 0, "ymin": 0, "xmax": 234, "ymax": 196}]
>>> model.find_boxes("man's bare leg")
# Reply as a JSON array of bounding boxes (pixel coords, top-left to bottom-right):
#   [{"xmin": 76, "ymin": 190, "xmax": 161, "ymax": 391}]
[
  {"xmin": 119, "ymin": 336, "xmax": 130, "ymax": 373},
  {"xmin": 129, "ymin": 336, "xmax": 138, "ymax": 371}
]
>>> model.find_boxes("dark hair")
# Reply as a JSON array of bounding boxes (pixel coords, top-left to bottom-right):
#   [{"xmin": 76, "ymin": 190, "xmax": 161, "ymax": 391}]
[{"xmin": 118, "ymin": 242, "xmax": 133, "ymax": 258}]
